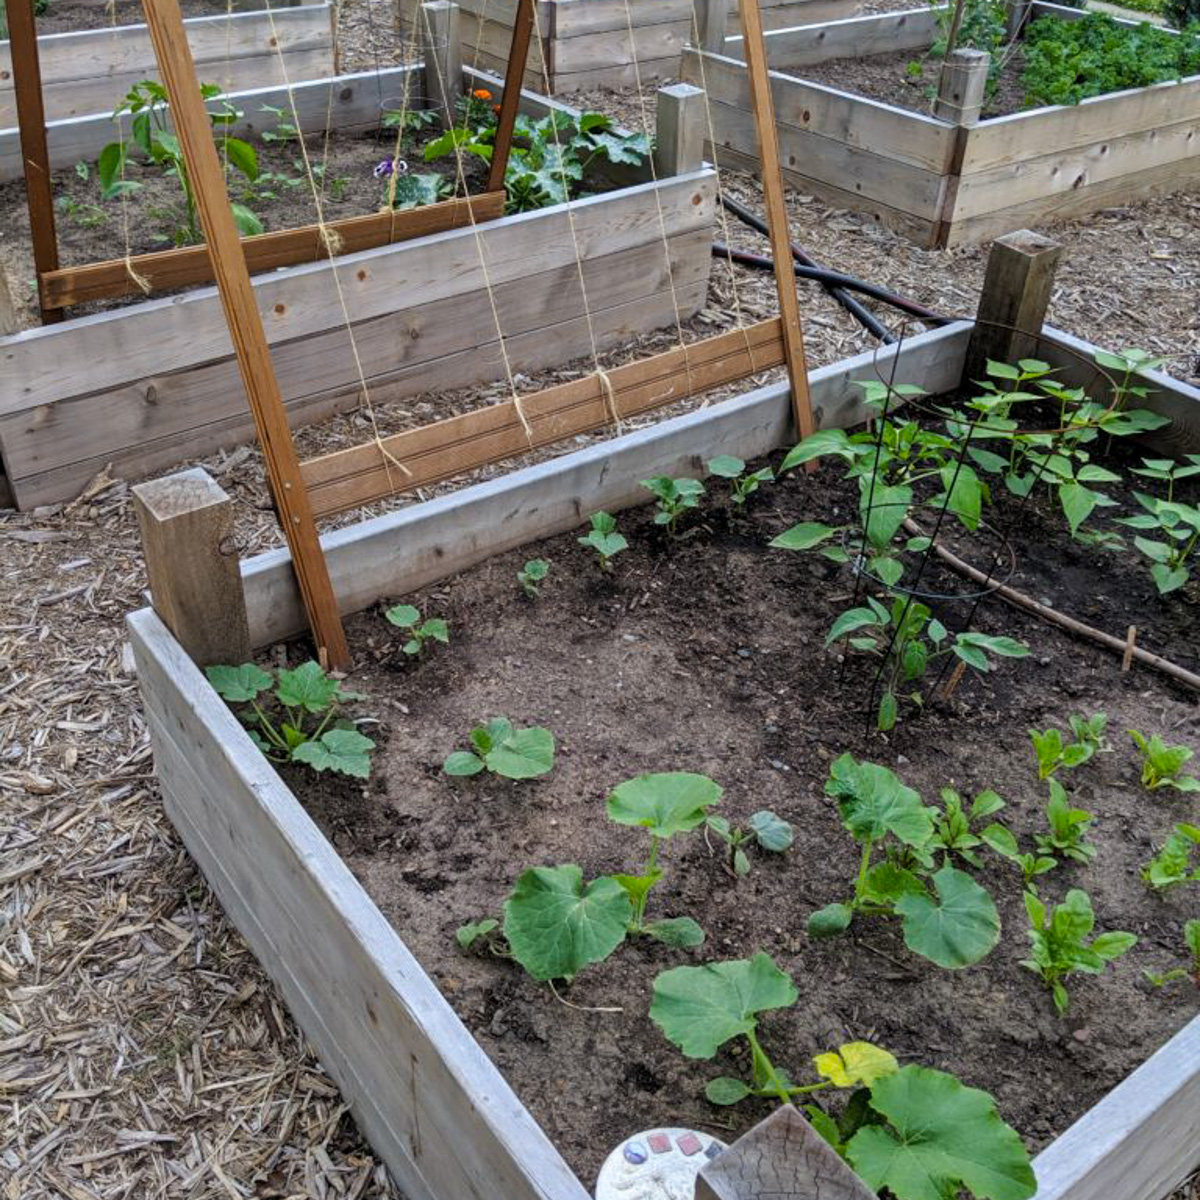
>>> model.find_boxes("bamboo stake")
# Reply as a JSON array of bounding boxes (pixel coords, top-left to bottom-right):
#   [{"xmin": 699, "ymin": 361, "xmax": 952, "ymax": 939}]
[
  {"xmin": 1122, "ymin": 625, "xmax": 1137, "ymax": 673},
  {"xmin": 733, "ymin": 0, "xmax": 815, "ymax": 450},
  {"xmin": 140, "ymin": 0, "xmax": 350, "ymax": 669}
]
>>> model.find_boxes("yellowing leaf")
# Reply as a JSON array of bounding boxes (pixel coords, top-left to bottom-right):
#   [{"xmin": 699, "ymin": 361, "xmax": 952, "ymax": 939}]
[{"xmin": 814, "ymin": 1041, "xmax": 898, "ymax": 1088}]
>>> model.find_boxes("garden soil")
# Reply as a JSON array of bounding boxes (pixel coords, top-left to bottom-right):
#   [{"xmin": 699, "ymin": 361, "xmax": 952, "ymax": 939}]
[{"xmin": 278, "ymin": 440, "xmax": 1200, "ymax": 1186}]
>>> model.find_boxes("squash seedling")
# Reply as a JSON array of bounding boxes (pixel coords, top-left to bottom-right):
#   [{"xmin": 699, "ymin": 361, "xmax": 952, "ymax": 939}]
[
  {"xmin": 1141, "ymin": 823, "xmax": 1200, "ymax": 889},
  {"xmin": 443, "ymin": 718, "xmax": 556, "ymax": 780},
  {"xmin": 384, "ymin": 603, "xmax": 449, "ymax": 656},
  {"xmin": 1033, "ymin": 779, "xmax": 1097, "ymax": 863},
  {"xmin": 808, "ymin": 754, "xmax": 1002, "ymax": 968},
  {"xmin": 517, "ymin": 558, "xmax": 550, "ymax": 598},
  {"xmin": 1144, "ymin": 920, "xmax": 1200, "ymax": 989},
  {"xmin": 577, "ymin": 512, "xmax": 628, "ymax": 568},
  {"xmin": 1029, "ymin": 712, "xmax": 1108, "ymax": 779},
  {"xmin": 650, "ymin": 954, "xmax": 1036, "ymax": 1200},
  {"xmin": 640, "ymin": 476, "xmax": 706, "ymax": 535},
  {"xmin": 206, "ymin": 661, "xmax": 375, "ymax": 778},
  {"xmin": 706, "ymin": 810, "xmax": 793, "ymax": 877},
  {"xmin": 1021, "ymin": 888, "xmax": 1136, "ymax": 1014},
  {"xmin": 706, "ymin": 455, "xmax": 774, "ymax": 506},
  {"xmin": 1129, "ymin": 730, "xmax": 1200, "ymax": 793}
]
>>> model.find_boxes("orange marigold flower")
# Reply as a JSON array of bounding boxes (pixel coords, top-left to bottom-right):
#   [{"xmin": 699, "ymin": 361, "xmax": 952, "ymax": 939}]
[
  {"xmin": 473, "ymin": 88, "xmax": 492, "ymax": 100},
  {"xmin": 492, "ymin": 103, "xmax": 502, "ymax": 113}
]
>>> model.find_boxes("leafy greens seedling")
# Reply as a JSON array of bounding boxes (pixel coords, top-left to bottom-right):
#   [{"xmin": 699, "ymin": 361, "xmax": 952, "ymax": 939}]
[
  {"xmin": 1129, "ymin": 730, "xmax": 1200, "ymax": 793},
  {"xmin": 206, "ymin": 661, "xmax": 374, "ymax": 778},
  {"xmin": 1033, "ymin": 779, "xmax": 1097, "ymax": 863},
  {"xmin": 1021, "ymin": 889, "xmax": 1136, "ymax": 1014},
  {"xmin": 1144, "ymin": 920, "xmax": 1200, "ymax": 989},
  {"xmin": 706, "ymin": 455, "xmax": 774, "ymax": 507},
  {"xmin": 1142, "ymin": 823, "xmax": 1200, "ymax": 889},
  {"xmin": 650, "ymin": 954, "xmax": 1036, "ymax": 1200},
  {"xmin": 640, "ymin": 476, "xmax": 706, "ymax": 535},
  {"xmin": 1029, "ymin": 712, "xmax": 1108, "ymax": 778},
  {"xmin": 706, "ymin": 810, "xmax": 794, "ymax": 877},
  {"xmin": 808, "ymin": 754, "xmax": 1002, "ymax": 968},
  {"xmin": 577, "ymin": 512, "xmax": 628, "ymax": 568},
  {"xmin": 517, "ymin": 558, "xmax": 550, "ymax": 598},
  {"xmin": 384, "ymin": 603, "xmax": 449, "ymax": 656},
  {"xmin": 443, "ymin": 718, "xmax": 555, "ymax": 780}
]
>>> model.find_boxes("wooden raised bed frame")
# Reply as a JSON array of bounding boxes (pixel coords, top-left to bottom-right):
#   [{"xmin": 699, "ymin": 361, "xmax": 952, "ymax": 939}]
[
  {"xmin": 396, "ymin": 0, "xmax": 862, "ymax": 92},
  {"xmin": 681, "ymin": 2, "xmax": 1200, "ymax": 247},
  {"xmin": 0, "ymin": 65, "xmax": 719, "ymax": 510},
  {"xmin": 128, "ymin": 319, "xmax": 1200, "ymax": 1200}
]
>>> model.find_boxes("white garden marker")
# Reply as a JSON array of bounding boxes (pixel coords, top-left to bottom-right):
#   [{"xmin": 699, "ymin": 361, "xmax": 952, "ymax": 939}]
[{"xmin": 595, "ymin": 1127, "xmax": 727, "ymax": 1199}]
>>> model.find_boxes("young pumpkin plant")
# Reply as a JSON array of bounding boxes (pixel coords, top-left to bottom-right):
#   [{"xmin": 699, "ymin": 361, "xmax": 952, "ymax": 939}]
[
  {"xmin": 384, "ymin": 603, "xmax": 449, "ymax": 656},
  {"xmin": 707, "ymin": 455, "xmax": 774, "ymax": 507},
  {"xmin": 517, "ymin": 558, "xmax": 550, "ymax": 598},
  {"xmin": 706, "ymin": 810, "xmax": 794, "ymax": 877},
  {"xmin": 578, "ymin": 512, "xmax": 628, "ymax": 568},
  {"xmin": 650, "ymin": 953, "xmax": 1036, "ymax": 1200},
  {"xmin": 640, "ymin": 476, "xmax": 706, "ymax": 535},
  {"xmin": 443, "ymin": 718, "xmax": 556, "ymax": 780}
]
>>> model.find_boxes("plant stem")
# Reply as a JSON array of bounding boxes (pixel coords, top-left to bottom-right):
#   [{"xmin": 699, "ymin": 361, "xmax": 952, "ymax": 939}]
[
  {"xmin": 747, "ymin": 1031, "xmax": 792, "ymax": 1106},
  {"xmin": 855, "ymin": 839, "xmax": 873, "ymax": 905}
]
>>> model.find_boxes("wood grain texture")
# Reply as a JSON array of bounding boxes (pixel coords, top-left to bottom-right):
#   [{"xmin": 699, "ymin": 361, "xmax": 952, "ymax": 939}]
[
  {"xmin": 141, "ymin": 0, "xmax": 348, "ymax": 667},
  {"xmin": 487, "ymin": 0, "xmax": 535, "ymax": 190},
  {"xmin": 729, "ymin": 5, "xmax": 941, "ymax": 66},
  {"xmin": 132, "ymin": 468, "xmax": 250, "ymax": 666},
  {"xmin": 128, "ymin": 608, "xmax": 590, "ymax": 1200},
  {"xmin": 241, "ymin": 321, "xmax": 974, "ymax": 646},
  {"xmin": 654, "ymin": 81, "xmax": 707, "ymax": 176},
  {"xmin": 40, "ymin": 193, "xmax": 506, "ymax": 308},
  {"xmin": 697, "ymin": 1106, "xmax": 876, "ymax": 1199}
]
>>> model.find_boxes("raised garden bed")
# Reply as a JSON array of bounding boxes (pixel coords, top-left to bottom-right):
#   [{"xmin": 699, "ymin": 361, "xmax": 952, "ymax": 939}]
[
  {"xmin": 0, "ymin": 3, "xmax": 334, "ymax": 129},
  {"xmin": 129, "ymin": 319, "xmax": 1200, "ymax": 1200},
  {"xmin": 0, "ymin": 66, "xmax": 716, "ymax": 509},
  {"xmin": 681, "ymin": 2, "xmax": 1200, "ymax": 246},
  {"xmin": 396, "ymin": 0, "xmax": 863, "ymax": 93}
]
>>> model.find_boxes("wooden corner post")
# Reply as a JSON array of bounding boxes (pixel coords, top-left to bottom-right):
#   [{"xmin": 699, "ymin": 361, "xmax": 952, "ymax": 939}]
[
  {"xmin": 133, "ymin": 469, "xmax": 252, "ymax": 668},
  {"xmin": 965, "ymin": 228, "xmax": 1064, "ymax": 384},
  {"xmin": 734, "ymin": 0, "xmax": 815, "ymax": 446},
  {"xmin": 933, "ymin": 48, "xmax": 991, "ymax": 127},
  {"xmin": 692, "ymin": 0, "xmax": 728, "ymax": 54},
  {"xmin": 139, "ymin": 0, "xmax": 350, "ymax": 670},
  {"xmin": 420, "ymin": 0, "xmax": 463, "ymax": 130},
  {"xmin": 5, "ymin": 0, "xmax": 62, "ymax": 326},
  {"xmin": 655, "ymin": 83, "xmax": 707, "ymax": 177}
]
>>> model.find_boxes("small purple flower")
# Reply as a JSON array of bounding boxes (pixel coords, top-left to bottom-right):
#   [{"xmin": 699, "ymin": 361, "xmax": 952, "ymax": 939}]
[{"xmin": 374, "ymin": 158, "xmax": 408, "ymax": 179}]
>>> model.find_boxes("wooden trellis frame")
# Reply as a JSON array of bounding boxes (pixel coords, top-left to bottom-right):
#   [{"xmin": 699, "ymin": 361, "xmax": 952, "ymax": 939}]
[{"xmin": 130, "ymin": 0, "xmax": 814, "ymax": 661}]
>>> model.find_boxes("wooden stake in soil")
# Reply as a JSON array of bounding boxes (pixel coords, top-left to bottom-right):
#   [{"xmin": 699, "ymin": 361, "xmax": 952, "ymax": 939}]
[
  {"xmin": 487, "ymin": 0, "xmax": 535, "ymax": 192},
  {"xmin": 140, "ymin": 0, "xmax": 350, "ymax": 669},
  {"xmin": 133, "ymin": 468, "xmax": 252, "ymax": 667},
  {"xmin": 1123, "ymin": 625, "xmax": 1137, "ymax": 673},
  {"xmin": 5, "ymin": 0, "xmax": 63, "ymax": 325},
  {"xmin": 733, "ymin": 0, "xmax": 816, "ymax": 449}
]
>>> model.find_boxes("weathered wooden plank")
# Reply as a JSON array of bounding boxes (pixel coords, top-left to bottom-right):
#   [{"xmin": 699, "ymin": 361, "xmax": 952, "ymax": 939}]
[
  {"xmin": 300, "ymin": 319, "xmax": 787, "ymax": 516},
  {"xmin": 0, "ymin": 6, "xmax": 334, "ymax": 125},
  {"xmin": 728, "ymin": 5, "xmax": 942, "ymax": 66},
  {"xmin": 240, "ymin": 321, "xmax": 974, "ymax": 644},
  {"xmin": 548, "ymin": 19, "xmax": 693, "ymax": 74},
  {"xmin": 0, "ymin": 64, "xmax": 420, "ymax": 183},
  {"xmin": 680, "ymin": 47, "xmax": 954, "ymax": 174},
  {"xmin": 0, "ymin": 170, "xmax": 716, "ymax": 414},
  {"xmin": 41, "ymin": 193, "xmax": 506, "ymax": 308},
  {"xmin": 128, "ymin": 608, "xmax": 590, "ymax": 1200},
  {"xmin": 1, "ymin": 236, "xmax": 712, "ymax": 508}
]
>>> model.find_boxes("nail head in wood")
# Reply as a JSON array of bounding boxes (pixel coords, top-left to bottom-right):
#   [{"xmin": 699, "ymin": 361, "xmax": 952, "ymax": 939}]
[
  {"xmin": 655, "ymin": 83, "xmax": 707, "ymax": 177},
  {"xmin": 966, "ymin": 228, "xmax": 1064, "ymax": 383},
  {"xmin": 933, "ymin": 48, "xmax": 991, "ymax": 126},
  {"xmin": 420, "ymin": 1, "xmax": 463, "ymax": 129},
  {"xmin": 133, "ymin": 468, "xmax": 251, "ymax": 668},
  {"xmin": 695, "ymin": 1105, "xmax": 876, "ymax": 1199}
]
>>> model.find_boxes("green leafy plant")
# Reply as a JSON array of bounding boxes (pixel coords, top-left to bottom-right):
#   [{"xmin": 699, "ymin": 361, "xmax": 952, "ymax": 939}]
[
  {"xmin": 380, "ymin": 167, "xmax": 452, "ymax": 210},
  {"xmin": 1142, "ymin": 823, "xmax": 1200, "ymax": 889},
  {"xmin": 1029, "ymin": 712, "xmax": 1108, "ymax": 778},
  {"xmin": 706, "ymin": 455, "xmax": 774, "ymax": 507},
  {"xmin": 1144, "ymin": 920, "xmax": 1200, "ymax": 988},
  {"xmin": 517, "ymin": 558, "xmax": 550, "ymax": 598},
  {"xmin": 923, "ymin": 787, "xmax": 1015, "ymax": 869},
  {"xmin": 498, "ymin": 772, "xmax": 719, "ymax": 981},
  {"xmin": 1129, "ymin": 730, "xmax": 1200, "ymax": 792},
  {"xmin": 808, "ymin": 755, "xmax": 1002, "ymax": 968},
  {"xmin": 443, "ymin": 717, "xmax": 555, "ymax": 779},
  {"xmin": 1021, "ymin": 888, "xmax": 1136, "ymax": 1013},
  {"xmin": 99, "ymin": 80, "xmax": 262, "ymax": 244},
  {"xmin": 577, "ymin": 511, "xmax": 628, "ymax": 568},
  {"xmin": 384, "ymin": 603, "xmax": 449, "ymax": 656},
  {"xmin": 455, "ymin": 917, "xmax": 503, "ymax": 953},
  {"xmin": 1033, "ymin": 779, "xmax": 1097, "ymax": 863},
  {"xmin": 55, "ymin": 194, "xmax": 109, "ymax": 228},
  {"xmin": 382, "ymin": 106, "xmax": 438, "ymax": 135},
  {"xmin": 259, "ymin": 103, "xmax": 298, "ymax": 143},
  {"xmin": 1164, "ymin": 0, "xmax": 1199, "ymax": 28},
  {"xmin": 1116, "ymin": 456, "xmax": 1200, "ymax": 593},
  {"xmin": 650, "ymin": 954, "xmax": 1036, "ymax": 1200},
  {"xmin": 206, "ymin": 661, "xmax": 374, "ymax": 778},
  {"xmin": 706, "ymin": 810, "xmax": 794, "ymax": 877},
  {"xmin": 640, "ymin": 476, "xmax": 706, "ymax": 535}
]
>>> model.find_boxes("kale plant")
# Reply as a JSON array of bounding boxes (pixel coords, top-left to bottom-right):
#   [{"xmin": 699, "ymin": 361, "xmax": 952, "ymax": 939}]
[
  {"xmin": 1129, "ymin": 730, "xmax": 1200, "ymax": 792},
  {"xmin": 706, "ymin": 810, "xmax": 794, "ymax": 877},
  {"xmin": 640, "ymin": 476, "xmax": 706, "ymax": 535},
  {"xmin": 517, "ymin": 558, "xmax": 550, "ymax": 598},
  {"xmin": 384, "ymin": 603, "xmax": 449, "ymax": 656},
  {"xmin": 706, "ymin": 455, "xmax": 774, "ymax": 507},
  {"xmin": 443, "ymin": 718, "xmax": 556, "ymax": 779},
  {"xmin": 1142, "ymin": 823, "xmax": 1200, "ymax": 889},
  {"xmin": 577, "ymin": 511, "xmax": 628, "ymax": 568},
  {"xmin": 206, "ymin": 661, "xmax": 375, "ymax": 778},
  {"xmin": 1021, "ymin": 889, "xmax": 1136, "ymax": 1013}
]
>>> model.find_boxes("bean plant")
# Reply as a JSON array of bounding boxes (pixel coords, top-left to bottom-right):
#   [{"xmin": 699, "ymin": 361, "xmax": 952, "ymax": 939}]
[
  {"xmin": 1144, "ymin": 921, "xmax": 1200, "ymax": 989},
  {"xmin": 517, "ymin": 558, "xmax": 550, "ymax": 598},
  {"xmin": 705, "ymin": 810, "xmax": 794, "ymax": 877},
  {"xmin": 706, "ymin": 455, "xmax": 774, "ymax": 507},
  {"xmin": 1029, "ymin": 712, "xmax": 1108, "ymax": 779},
  {"xmin": 807, "ymin": 754, "xmax": 1002, "ymax": 968},
  {"xmin": 1118, "ymin": 455, "xmax": 1200, "ymax": 594},
  {"xmin": 443, "ymin": 718, "xmax": 556, "ymax": 779},
  {"xmin": 1142, "ymin": 823, "xmax": 1200, "ymax": 889},
  {"xmin": 577, "ymin": 512, "xmax": 628, "ymax": 568},
  {"xmin": 497, "ymin": 772, "xmax": 721, "ymax": 981},
  {"xmin": 649, "ymin": 953, "xmax": 1036, "ymax": 1200},
  {"xmin": 1021, "ymin": 889, "xmax": 1136, "ymax": 1014},
  {"xmin": 384, "ymin": 603, "xmax": 449, "ymax": 656},
  {"xmin": 207, "ymin": 661, "xmax": 375, "ymax": 778},
  {"xmin": 1129, "ymin": 730, "xmax": 1200, "ymax": 793},
  {"xmin": 641, "ymin": 476, "xmax": 706, "ymax": 535}
]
